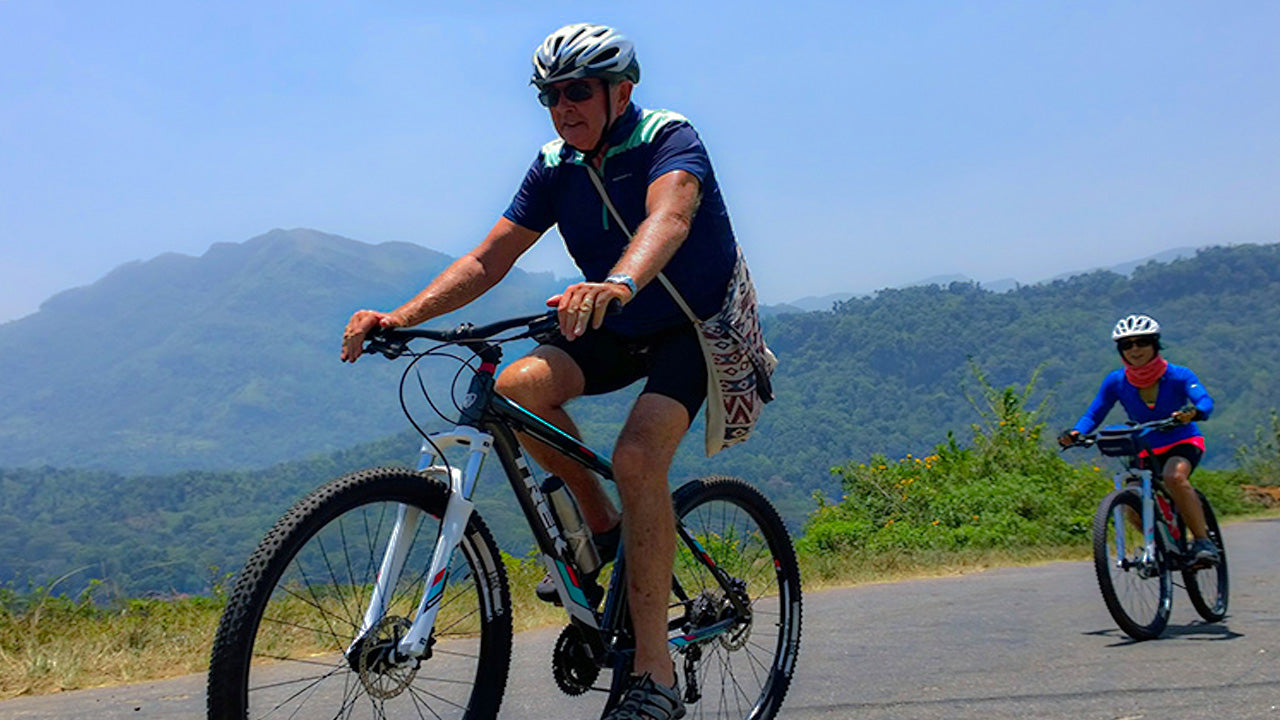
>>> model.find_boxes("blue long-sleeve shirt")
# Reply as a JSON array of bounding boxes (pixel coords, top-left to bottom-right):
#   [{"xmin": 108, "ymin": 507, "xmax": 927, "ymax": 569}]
[{"xmin": 1072, "ymin": 363, "xmax": 1214, "ymax": 452}]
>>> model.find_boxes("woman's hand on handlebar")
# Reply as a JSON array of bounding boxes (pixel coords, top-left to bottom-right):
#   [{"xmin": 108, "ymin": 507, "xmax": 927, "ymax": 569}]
[
  {"xmin": 1171, "ymin": 407, "xmax": 1198, "ymax": 425},
  {"xmin": 1058, "ymin": 429, "xmax": 1081, "ymax": 447},
  {"xmin": 341, "ymin": 309, "xmax": 405, "ymax": 363},
  {"xmin": 548, "ymin": 281, "xmax": 632, "ymax": 340}
]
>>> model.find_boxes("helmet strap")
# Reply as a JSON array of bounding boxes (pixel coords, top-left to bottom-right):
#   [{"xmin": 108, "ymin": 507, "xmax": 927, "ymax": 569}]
[{"xmin": 584, "ymin": 81, "xmax": 616, "ymax": 163}]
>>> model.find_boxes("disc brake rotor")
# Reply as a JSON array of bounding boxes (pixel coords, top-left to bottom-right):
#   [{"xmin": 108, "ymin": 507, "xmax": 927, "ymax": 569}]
[{"xmin": 357, "ymin": 616, "xmax": 420, "ymax": 699}]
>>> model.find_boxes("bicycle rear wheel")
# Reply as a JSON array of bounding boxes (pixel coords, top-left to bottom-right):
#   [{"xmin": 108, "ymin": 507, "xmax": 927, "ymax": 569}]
[
  {"xmin": 642, "ymin": 475, "xmax": 803, "ymax": 720},
  {"xmin": 1181, "ymin": 489, "xmax": 1229, "ymax": 622},
  {"xmin": 1092, "ymin": 487, "xmax": 1172, "ymax": 640},
  {"xmin": 207, "ymin": 467, "xmax": 512, "ymax": 720}
]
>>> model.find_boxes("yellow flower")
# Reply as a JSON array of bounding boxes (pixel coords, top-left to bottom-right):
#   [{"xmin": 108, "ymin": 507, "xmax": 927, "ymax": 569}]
[
  {"xmin": 932, "ymin": 520, "xmax": 941, "ymax": 526},
  {"xmin": 972, "ymin": 515, "xmax": 980, "ymax": 521}
]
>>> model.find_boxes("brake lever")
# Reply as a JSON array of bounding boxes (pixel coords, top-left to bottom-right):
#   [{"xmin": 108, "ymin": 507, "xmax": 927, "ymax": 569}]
[{"xmin": 364, "ymin": 335, "xmax": 408, "ymax": 359}]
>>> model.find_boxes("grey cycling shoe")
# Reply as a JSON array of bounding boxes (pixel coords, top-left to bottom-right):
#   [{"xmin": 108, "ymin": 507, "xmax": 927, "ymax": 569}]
[
  {"xmin": 604, "ymin": 673, "xmax": 686, "ymax": 720},
  {"xmin": 535, "ymin": 523, "xmax": 621, "ymax": 605},
  {"xmin": 1190, "ymin": 537, "xmax": 1220, "ymax": 567}
]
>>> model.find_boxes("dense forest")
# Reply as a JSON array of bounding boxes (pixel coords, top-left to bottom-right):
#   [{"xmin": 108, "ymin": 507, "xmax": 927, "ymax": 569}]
[{"xmin": 4, "ymin": 238, "xmax": 1280, "ymax": 596}]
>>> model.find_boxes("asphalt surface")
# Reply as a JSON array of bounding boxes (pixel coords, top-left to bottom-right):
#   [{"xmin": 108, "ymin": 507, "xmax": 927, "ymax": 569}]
[{"xmin": 2, "ymin": 517, "xmax": 1277, "ymax": 720}]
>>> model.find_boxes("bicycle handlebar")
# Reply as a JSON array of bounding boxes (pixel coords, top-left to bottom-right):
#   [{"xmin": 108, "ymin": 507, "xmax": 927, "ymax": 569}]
[
  {"xmin": 1061, "ymin": 408, "xmax": 1195, "ymax": 450},
  {"xmin": 363, "ymin": 311, "xmax": 558, "ymax": 359},
  {"xmin": 362, "ymin": 300, "xmax": 623, "ymax": 359}
]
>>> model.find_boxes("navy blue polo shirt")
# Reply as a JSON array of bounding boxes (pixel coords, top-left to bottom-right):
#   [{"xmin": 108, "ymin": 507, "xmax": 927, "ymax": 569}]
[{"xmin": 503, "ymin": 102, "xmax": 737, "ymax": 336}]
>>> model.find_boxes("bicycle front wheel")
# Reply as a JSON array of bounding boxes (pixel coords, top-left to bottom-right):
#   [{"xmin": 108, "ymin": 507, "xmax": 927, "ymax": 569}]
[
  {"xmin": 1181, "ymin": 489, "xmax": 1229, "ymax": 622},
  {"xmin": 1093, "ymin": 487, "xmax": 1172, "ymax": 640},
  {"xmin": 207, "ymin": 467, "xmax": 512, "ymax": 720},
  {"xmin": 666, "ymin": 476, "xmax": 803, "ymax": 720}
]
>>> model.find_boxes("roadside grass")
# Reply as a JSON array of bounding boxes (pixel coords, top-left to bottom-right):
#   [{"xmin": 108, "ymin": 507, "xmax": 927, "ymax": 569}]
[{"xmin": 0, "ymin": 582, "xmax": 222, "ymax": 699}]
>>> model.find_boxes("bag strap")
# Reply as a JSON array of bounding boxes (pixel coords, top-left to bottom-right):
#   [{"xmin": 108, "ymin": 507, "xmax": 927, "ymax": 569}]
[{"xmin": 585, "ymin": 166, "xmax": 701, "ymax": 324}]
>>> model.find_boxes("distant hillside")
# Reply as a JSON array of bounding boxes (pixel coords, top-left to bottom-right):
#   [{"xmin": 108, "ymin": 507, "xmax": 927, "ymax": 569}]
[
  {"xmin": 754, "ymin": 243, "xmax": 1280, "ymax": 473},
  {"xmin": 0, "ymin": 431, "xmax": 569, "ymax": 596},
  {"xmin": 1, "ymin": 234, "xmax": 1274, "ymax": 479},
  {"xmin": 766, "ymin": 246, "xmax": 1202, "ymax": 315},
  {"xmin": 0, "ymin": 229, "xmax": 565, "ymax": 472}
]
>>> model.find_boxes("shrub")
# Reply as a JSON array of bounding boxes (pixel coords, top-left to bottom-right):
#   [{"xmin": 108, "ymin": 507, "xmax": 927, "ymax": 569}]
[
  {"xmin": 800, "ymin": 367, "xmax": 1111, "ymax": 558},
  {"xmin": 1233, "ymin": 411, "xmax": 1280, "ymax": 487}
]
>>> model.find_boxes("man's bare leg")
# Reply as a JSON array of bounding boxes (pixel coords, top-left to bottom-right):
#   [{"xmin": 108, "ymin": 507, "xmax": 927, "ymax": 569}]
[
  {"xmin": 496, "ymin": 345, "xmax": 620, "ymax": 533},
  {"xmin": 612, "ymin": 393, "xmax": 689, "ymax": 688}
]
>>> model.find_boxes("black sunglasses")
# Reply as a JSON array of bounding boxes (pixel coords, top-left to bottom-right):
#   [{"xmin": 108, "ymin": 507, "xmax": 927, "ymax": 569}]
[
  {"xmin": 537, "ymin": 80, "xmax": 596, "ymax": 108},
  {"xmin": 1117, "ymin": 337, "xmax": 1156, "ymax": 351}
]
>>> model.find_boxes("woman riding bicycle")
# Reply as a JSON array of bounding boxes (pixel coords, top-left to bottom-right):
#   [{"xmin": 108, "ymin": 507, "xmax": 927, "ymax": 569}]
[{"xmin": 1059, "ymin": 314, "xmax": 1219, "ymax": 566}]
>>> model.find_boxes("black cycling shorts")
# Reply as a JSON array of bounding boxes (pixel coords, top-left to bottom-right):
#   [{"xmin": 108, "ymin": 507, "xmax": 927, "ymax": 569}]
[
  {"xmin": 1146, "ymin": 443, "xmax": 1204, "ymax": 475},
  {"xmin": 542, "ymin": 322, "xmax": 707, "ymax": 423}
]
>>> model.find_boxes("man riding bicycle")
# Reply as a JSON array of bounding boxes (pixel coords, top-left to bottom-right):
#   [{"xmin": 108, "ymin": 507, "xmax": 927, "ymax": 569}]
[
  {"xmin": 1059, "ymin": 314, "xmax": 1219, "ymax": 566},
  {"xmin": 341, "ymin": 23, "xmax": 743, "ymax": 720}
]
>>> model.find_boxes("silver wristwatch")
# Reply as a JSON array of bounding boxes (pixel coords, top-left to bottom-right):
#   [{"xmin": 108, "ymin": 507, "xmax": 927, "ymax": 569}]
[{"xmin": 604, "ymin": 273, "xmax": 637, "ymax": 297}]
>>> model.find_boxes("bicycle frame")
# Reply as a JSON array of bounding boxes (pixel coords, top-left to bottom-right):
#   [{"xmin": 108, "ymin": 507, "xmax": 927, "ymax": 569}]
[
  {"xmin": 1109, "ymin": 468, "xmax": 1155, "ymax": 573},
  {"xmin": 349, "ymin": 332, "xmax": 748, "ymax": 668},
  {"xmin": 349, "ymin": 376, "xmax": 609, "ymax": 663},
  {"xmin": 1093, "ymin": 422, "xmax": 1186, "ymax": 575}
]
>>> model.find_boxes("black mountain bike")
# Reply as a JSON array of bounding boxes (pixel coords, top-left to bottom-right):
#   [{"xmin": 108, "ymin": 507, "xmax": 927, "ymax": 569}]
[
  {"xmin": 1066, "ymin": 417, "xmax": 1228, "ymax": 640},
  {"xmin": 207, "ymin": 309, "xmax": 802, "ymax": 719}
]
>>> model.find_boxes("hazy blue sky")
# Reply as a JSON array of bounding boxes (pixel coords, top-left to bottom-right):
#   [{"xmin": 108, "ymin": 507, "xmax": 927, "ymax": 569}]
[{"xmin": 3, "ymin": 1, "xmax": 1278, "ymax": 322}]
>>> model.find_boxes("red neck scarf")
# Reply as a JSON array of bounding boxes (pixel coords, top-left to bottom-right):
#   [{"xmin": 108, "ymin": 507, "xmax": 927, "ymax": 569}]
[{"xmin": 1124, "ymin": 355, "xmax": 1168, "ymax": 388}]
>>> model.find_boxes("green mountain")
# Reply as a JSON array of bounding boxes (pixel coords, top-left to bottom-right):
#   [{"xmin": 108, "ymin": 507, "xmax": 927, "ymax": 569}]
[{"xmin": 0, "ymin": 228, "xmax": 565, "ymax": 473}]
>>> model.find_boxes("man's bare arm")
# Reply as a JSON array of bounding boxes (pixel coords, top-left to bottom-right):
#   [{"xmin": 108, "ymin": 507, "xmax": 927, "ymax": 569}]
[
  {"xmin": 609, "ymin": 169, "xmax": 701, "ymax": 292},
  {"xmin": 560, "ymin": 169, "xmax": 702, "ymax": 336}
]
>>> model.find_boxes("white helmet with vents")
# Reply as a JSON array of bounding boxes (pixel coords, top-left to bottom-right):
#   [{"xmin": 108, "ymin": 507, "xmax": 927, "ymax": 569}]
[
  {"xmin": 1111, "ymin": 314, "xmax": 1161, "ymax": 340},
  {"xmin": 532, "ymin": 23, "xmax": 640, "ymax": 87}
]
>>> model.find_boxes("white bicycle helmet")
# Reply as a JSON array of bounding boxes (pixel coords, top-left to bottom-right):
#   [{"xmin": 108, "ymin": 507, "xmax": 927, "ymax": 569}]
[
  {"xmin": 531, "ymin": 23, "xmax": 640, "ymax": 87},
  {"xmin": 1111, "ymin": 314, "xmax": 1161, "ymax": 341}
]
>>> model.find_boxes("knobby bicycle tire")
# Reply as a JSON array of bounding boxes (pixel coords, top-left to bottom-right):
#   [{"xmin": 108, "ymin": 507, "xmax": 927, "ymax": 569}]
[
  {"xmin": 1181, "ymin": 489, "xmax": 1229, "ymax": 622},
  {"xmin": 605, "ymin": 476, "xmax": 803, "ymax": 720},
  {"xmin": 1092, "ymin": 487, "xmax": 1172, "ymax": 640},
  {"xmin": 207, "ymin": 467, "xmax": 513, "ymax": 720}
]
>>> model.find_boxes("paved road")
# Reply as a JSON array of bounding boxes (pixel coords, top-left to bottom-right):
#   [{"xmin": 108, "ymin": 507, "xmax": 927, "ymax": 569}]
[{"xmin": 3, "ymin": 517, "xmax": 1277, "ymax": 720}]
